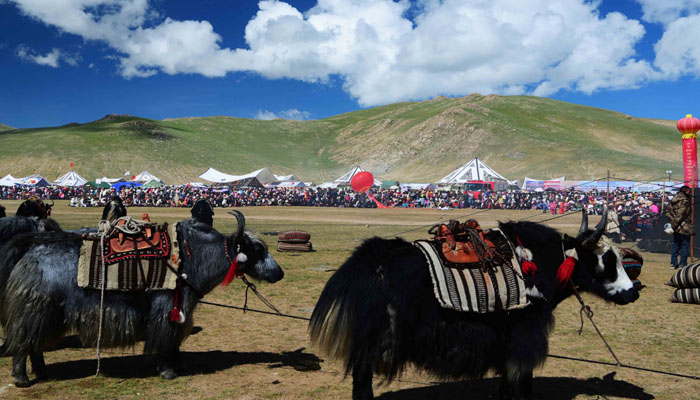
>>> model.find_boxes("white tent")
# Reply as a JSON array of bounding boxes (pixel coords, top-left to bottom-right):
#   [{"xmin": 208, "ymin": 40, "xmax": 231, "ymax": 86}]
[
  {"xmin": 317, "ymin": 182, "xmax": 339, "ymax": 189},
  {"xmin": 267, "ymin": 181, "xmax": 306, "ymax": 188},
  {"xmin": 54, "ymin": 171, "xmax": 87, "ymax": 187},
  {"xmin": 333, "ymin": 166, "xmax": 382, "ymax": 186},
  {"xmin": 97, "ymin": 176, "xmax": 126, "ymax": 184},
  {"xmin": 274, "ymin": 174, "xmax": 302, "ymax": 182},
  {"xmin": 199, "ymin": 167, "xmax": 277, "ymax": 184},
  {"xmin": 133, "ymin": 170, "xmax": 163, "ymax": 183},
  {"xmin": 0, "ymin": 174, "xmax": 20, "ymax": 187},
  {"xmin": 438, "ymin": 158, "xmax": 509, "ymax": 185},
  {"xmin": 18, "ymin": 174, "xmax": 50, "ymax": 186},
  {"xmin": 400, "ymin": 183, "xmax": 437, "ymax": 191}
]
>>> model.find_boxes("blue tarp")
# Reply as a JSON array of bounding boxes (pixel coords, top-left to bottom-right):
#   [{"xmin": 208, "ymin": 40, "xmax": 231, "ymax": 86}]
[{"xmin": 111, "ymin": 182, "xmax": 143, "ymax": 190}]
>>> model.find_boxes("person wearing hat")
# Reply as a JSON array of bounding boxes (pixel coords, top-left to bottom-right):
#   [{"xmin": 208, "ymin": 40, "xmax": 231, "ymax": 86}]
[{"xmin": 666, "ymin": 185, "xmax": 694, "ymax": 269}]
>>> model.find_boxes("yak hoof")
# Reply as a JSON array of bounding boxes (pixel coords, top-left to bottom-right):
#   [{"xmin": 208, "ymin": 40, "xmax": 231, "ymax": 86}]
[
  {"xmin": 14, "ymin": 377, "xmax": 31, "ymax": 388},
  {"xmin": 159, "ymin": 369, "xmax": 177, "ymax": 380}
]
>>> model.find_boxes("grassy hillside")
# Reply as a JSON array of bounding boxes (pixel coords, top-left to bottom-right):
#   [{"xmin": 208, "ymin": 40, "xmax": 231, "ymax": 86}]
[
  {"xmin": 0, "ymin": 95, "xmax": 682, "ymax": 184},
  {"xmin": 0, "ymin": 123, "xmax": 13, "ymax": 131}
]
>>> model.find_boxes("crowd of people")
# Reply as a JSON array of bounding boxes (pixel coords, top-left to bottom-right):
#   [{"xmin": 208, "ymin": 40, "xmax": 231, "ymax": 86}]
[{"xmin": 0, "ymin": 183, "xmax": 669, "ymax": 215}]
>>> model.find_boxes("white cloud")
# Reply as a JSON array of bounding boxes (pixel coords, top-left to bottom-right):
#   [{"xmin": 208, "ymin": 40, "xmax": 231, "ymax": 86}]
[
  {"xmin": 255, "ymin": 110, "xmax": 278, "ymax": 120},
  {"xmin": 653, "ymin": 14, "xmax": 700, "ymax": 78},
  {"xmin": 635, "ymin": 0, "xmax": 700, "ymax": 25},
  {"xmin": 255, "ymin": 109, "xmax": 311, "ymax": 120},
  {"xmin": 17, "ymin": 45, "xmax": 61, "ymax": 67},
  {"xmin": 7, "ymin": 0, "xmax": 700, "ymax": 106}
]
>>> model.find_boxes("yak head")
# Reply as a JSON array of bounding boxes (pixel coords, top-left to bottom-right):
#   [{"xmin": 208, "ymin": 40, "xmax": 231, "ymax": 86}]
[
  {"xmin": 566, "ymin": 209, "xmax": 639, "ymax": 305},
  {"xmin": 226, "ymin": 210, "xmax": 284, "ymax": 283},
  {"xmin": 16, "ymin": 197, "xmax": 53, "ymax": 219}
]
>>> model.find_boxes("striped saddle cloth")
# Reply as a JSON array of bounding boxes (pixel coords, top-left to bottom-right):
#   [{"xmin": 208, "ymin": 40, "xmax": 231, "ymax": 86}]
[
  {"xmin": 78, "ymin": 222, "xmax": 180, "ymax": 291},
  {"xmin": 415, "ymin": 228, "xmax": 529, "ymax": 313}
]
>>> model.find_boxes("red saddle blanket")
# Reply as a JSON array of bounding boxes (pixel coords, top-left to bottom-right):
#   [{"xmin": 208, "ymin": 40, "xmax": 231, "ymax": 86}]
[{"xmin": 78, "ymin": 222, "xmax": 179, "ymax": 291}]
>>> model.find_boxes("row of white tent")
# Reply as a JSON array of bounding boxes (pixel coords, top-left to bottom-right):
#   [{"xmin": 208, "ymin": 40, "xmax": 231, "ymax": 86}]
[
  {"xmin": 0, "ymin": 170, "xmax": 163, "ymax": 187},
  {"xmin": 0, "ymin": 159, "xmax": 515, "ymax": 189},
  {"xmin": 10, "ymin": 158, "xmax": 666, "ymax": 192}
]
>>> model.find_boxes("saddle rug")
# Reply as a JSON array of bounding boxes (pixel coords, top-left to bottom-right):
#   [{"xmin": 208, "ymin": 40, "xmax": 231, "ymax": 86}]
[
  {"xmin": 415, "ymin": 228, "xmax": 529, "ymax": 313},
  {"xmin": 78, "ymin": 222, "xmax": 179, "ymax": 291}
]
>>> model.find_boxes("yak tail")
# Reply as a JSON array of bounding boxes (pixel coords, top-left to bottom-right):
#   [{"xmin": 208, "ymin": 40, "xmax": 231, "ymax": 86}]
[{"xmin": 310, "ymin": 237, "xmax": 401, "ymax": 376}]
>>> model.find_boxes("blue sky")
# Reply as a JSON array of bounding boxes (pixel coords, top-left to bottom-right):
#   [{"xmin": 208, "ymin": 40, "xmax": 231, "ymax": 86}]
[{"xmin": 1, "ymin": 0, "xmax": 700, "ymax": 128}]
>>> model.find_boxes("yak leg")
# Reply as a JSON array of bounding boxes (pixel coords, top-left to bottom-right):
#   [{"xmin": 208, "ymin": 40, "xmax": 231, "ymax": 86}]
[
  {"xmin": 155, "ymin": 348, "xmax": 179, "ymax": 380},
  {"xmin": 499, "ymin": 361, "xmax": 534, "ymax": 400},
  {"xmin": 12, "ymin": 354, "xmax": 30, "ymax": 388},
  {"xmin": 30, "ymin": 352, "xmax": 48, "ymax": 381},
  {"xmin": 351, "ymin": 364, "xmax": 374, "ymax": 400}
]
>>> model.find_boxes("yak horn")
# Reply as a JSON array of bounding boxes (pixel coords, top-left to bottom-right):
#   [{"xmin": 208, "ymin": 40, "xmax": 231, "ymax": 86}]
[
  {"xmin": 578, "ymin": 209, "xmax": 588, "ymax": 236},
  {"xmin": 227, "ymin": 210, "xmax": 245, "ymax": 242},
  {"xmin": 581, "ymin": 207, "xmax": 607, "ymax": 249}
]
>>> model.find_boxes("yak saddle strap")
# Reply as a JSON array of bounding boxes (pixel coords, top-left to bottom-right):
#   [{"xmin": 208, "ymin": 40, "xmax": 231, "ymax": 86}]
[{"xmin": 429, "ymin": 219, "xmax": 498, "ymax": 269}]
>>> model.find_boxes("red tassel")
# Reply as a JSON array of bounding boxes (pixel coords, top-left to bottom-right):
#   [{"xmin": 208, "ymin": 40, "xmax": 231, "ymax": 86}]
[
  {"xmin": 221, "ymin": 257, "xmax": 240, "ymax": 287},
  {"xmin": 555, "ymin": 257, "xmax": 577, "ymax": 289},
  {"xmin": 522, "ymin": 260, "xmax": 537, "ymax": 275},
  {"xmin": 169, "ymin": 289, "xmax": 181, "ymax": 323},
  {"xmin": 169, "ymin": 307, "xmax": 181, "ymax": 322}
]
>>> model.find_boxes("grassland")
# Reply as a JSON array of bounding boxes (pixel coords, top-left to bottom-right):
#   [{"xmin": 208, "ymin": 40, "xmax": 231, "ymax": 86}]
[
  {"xmin": 0, "ymin": 94, "xmax": 682, "ymax": 184},
  {"xmin": 0, "ymin": 203, "xmax": 697, "ymax": 399},
  {"xmin": 0, "ymin": 124, "xmax": 12, "ymax": 131}
]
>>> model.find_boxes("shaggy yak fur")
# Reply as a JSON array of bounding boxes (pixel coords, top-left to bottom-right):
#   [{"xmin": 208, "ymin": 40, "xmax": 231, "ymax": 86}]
[
  {"xmin": 1, "ymin": 213, "xmax": 283, "ymax": 387},
  {"xmin": 310, "ymin": 211, "xmax": 639, "ymax": 400}
]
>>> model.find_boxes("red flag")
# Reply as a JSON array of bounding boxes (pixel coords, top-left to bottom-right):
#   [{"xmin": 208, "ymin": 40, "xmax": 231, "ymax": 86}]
[
  {"xmin": 131, "ymin": 175, "xmax": 136, "ymax": 180},
  {"xmin": 69, "ymin": 162, "xmax": 74, "ymax": 168}
]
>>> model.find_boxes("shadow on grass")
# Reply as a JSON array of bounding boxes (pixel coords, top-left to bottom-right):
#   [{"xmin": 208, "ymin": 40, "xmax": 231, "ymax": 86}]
[
  {"xmin": 377, "ymin": 372, "xmax": 654, "ymax": 400},
  {"xmin": 41, "ymin": 347, "xmax": 321, "ymax": 382}
]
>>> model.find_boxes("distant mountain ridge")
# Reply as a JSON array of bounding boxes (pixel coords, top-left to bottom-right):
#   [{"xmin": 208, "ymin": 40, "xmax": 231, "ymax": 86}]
[
  {"xmin": 0, "ymin": 123, "xmax": 13, "ymax": 131},
  {"xmin": 0, "ymin": 94, "xmax": 683, "ymax": 184}
]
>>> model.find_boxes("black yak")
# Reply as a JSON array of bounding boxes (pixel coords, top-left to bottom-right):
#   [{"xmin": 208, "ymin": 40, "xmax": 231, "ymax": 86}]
[
  {"xmin": 310, "ymin": 211, "xmax": 639, "ymax": 400},
  {"xmin": 1, "ymin": 210, "xmax": 283, "ymax": 387}
]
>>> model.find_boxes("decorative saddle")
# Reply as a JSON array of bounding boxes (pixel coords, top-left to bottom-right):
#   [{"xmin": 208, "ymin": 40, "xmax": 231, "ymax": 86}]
[
  {"xmin": 78, "ymin": 216, "xmax": 179, "ymax": 291},
  {"xmin": 416, "ymin": 219, "xmax": 530, "ymax": 313},
  {"xmin": 428, "ymin": 219, "xmax": 505, "ymax": 269}
]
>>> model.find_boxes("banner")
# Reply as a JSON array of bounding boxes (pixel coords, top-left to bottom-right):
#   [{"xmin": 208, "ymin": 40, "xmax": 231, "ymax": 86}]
[{"xmin": 683, "ymin": 138, "xmax": 697, "ymax": 187}]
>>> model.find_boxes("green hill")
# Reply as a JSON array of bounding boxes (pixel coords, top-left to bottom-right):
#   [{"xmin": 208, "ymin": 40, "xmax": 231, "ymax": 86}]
[
  {"xmin": 0, "ymin": 95, "xmax": 683, "ymax": 184},
  {"xmin": 0, "ymin": 123, "xmax": 13, "ymax": 131}
]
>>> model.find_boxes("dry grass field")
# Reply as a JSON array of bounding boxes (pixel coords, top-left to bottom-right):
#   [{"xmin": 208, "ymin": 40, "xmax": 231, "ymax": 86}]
[{"xmin": 0, "ymin": 202, "xmax": 698, "ymax": 399}]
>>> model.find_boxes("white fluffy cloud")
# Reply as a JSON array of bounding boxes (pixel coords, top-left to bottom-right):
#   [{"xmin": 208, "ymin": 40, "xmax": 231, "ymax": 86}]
[
  {"xmin": 16, "ymin": 45, "xmax": 77, "ymax": 67},
  {"xmin": 635, "ymin": 0, "xmax": 700, "ymax": 25},
  {"xmin": 255, "ymin": 109, "xmax": 311, "ymax": 120},
  {"xmin": 8, "ymin": 0, "xmax": 700, "ymax": 105}
]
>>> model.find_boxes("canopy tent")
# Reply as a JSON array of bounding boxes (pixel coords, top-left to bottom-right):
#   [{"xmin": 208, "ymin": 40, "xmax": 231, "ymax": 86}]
[
  {"xmin": 54, "ymin": 171, "xmax": 87, "ymax": 187},
  {"xmin": 267, "ymin": 181, "xmax": 306, "ymax": 188},
  {"xmin": 380, "ymin": 180, "xmax": 400, "ymax": 189},
  {"xmin": 97, "ymin": 176, "xmax": 126, "ymax": 184},
  {"xmin": 186, "ymin": 182, "xmax": 206, "ymax": 188},
  {"xmin": 317, "ymin": 182, "xmax": 339, "ymax": 189},
  {"xmin": 133, "ymin": 170, "xmax": 163, "ymax": 183},
  {"xmin": 229, "ymin": 177, "xmax": 264, "ymax": 188},
  {"xmin": 85, "ymin": 181, "xmax": 111, "ymax": 188},
  {"xmin": 400, "ymin": 183, "xmax": 437, "ymax": 191},
  {"xmin": 333, "ymin": 166, "xmax": 382, "ymax": 186},
  {"xmin": 274, "ymin": 174, "xmax": 302, "ymax": 182},
  {"xmin": 18, "ymin": 174, "xmax": 50, "ymax": 186},
  {"xmin": 198, "ymin": 167, "xmax": 277, "ymax": 185},
  {"xmin": 142, "ymin": 179, "xmax": 164, "ymax": 188},
  {"xmin": 438, "ymin": 158, "xmax": 509, "ymax": 185},
  {"xmin": 0, "ymin": 174, "xmax": 20, "ymax": 187}
]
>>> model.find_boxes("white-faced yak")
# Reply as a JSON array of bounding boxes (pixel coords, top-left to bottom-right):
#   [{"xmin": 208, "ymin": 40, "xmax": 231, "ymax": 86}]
[
  {"xmin": 310, "ymin": 210, "xmax": 639, "ymax": 400},
  {"xmin": 1, "ymin": 210, "xmax": 283, "ymax": 387}
]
